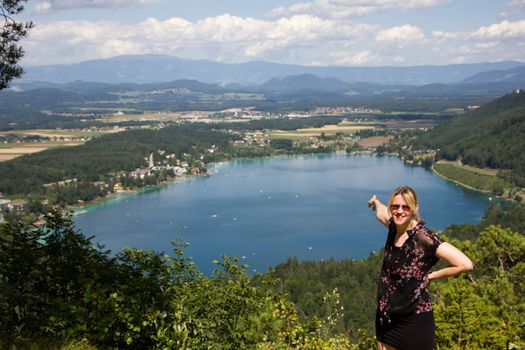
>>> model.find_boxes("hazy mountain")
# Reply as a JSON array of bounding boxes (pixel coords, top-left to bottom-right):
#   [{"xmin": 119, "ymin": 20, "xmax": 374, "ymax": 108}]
[
  {"xmin": 6, "ymin": 70, "xmax": 523, "ymax": 117},
  {"xmin": 461, "ymin": 65, "xmax": 525, "ymax": 84},
  {"xmin": 256, "ymin": 74, "xmax": 352, "ymax": 93},
  {"xmin": 20, "ymin": 54, "xmax": 524, "ymax": 86}
]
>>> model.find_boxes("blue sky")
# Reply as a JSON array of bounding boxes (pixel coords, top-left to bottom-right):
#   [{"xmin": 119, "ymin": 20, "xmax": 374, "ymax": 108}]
[{"xmin": 18, "ymin": 0, "xmax": 525, "ymax": 67}]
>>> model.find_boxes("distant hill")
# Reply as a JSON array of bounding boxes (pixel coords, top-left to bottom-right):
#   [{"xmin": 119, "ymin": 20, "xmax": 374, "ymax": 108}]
[
  {"xmin": 253, "ymin": 73, "xmax": 404, "ymax": 95},
  {"xmin": 3, "ymin": 73, "xmax": 524, "ymax": 129},
  {"xmin": 257, "ymin": 74, "xmax": 354, "ymax": 93},
  {"xmin": 461, "ymin": 65, "xmax": 525, "ymax": 84},
  {"xmin": 414, "ymin": 90, "xmax": 525, "ymax": 186},
  {"xmin": 19, "ymin": 54, "xmax": 524, "ymax": 85}
]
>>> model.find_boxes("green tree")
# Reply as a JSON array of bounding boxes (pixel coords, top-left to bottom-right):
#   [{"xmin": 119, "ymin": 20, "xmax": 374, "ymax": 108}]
[
  {"xmin": 1, "ymin": 0, "xmax": 32, "ymax": 90},
  {"xmin": 434, "ymin": 226, "xmax": 525, "ymax": 349}
]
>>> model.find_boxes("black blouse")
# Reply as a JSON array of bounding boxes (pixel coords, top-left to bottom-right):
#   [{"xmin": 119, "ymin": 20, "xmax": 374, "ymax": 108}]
[{"xmin": 377, "ymin": 219, "xmax": 443, "ymax": 323}]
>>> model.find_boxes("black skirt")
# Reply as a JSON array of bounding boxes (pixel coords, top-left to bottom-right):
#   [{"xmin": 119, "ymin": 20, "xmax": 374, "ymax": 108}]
[{"xmin": 376, "ymin": 310, "xmax": 435, "ymax": 350}]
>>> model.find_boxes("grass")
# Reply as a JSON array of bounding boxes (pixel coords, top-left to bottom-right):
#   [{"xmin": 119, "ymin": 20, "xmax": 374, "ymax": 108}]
[
  {"xmin": 267, "ymin": 132, "xmax": 314, "ymax": 141},
  {"xmin": 0, "ymin": 128, "xmax": 119, "ymax": 138},
  {"xmin": 432, "ymin": 162, "xmax": 513, "ymax": 193},
  {"xmin": 99, "ymin": 111, "xmax": 213, "ymax": 122},
  {"xmin": 337, "ymin": 120, "xmax": 379, "ymax": 127},
  {"xmin": 436, "ymin": 160, "xmax": 499, "ymax": 176},
  {"xmin": 268, "ymin": 123, "xmax": 375, "ymax": 140}
]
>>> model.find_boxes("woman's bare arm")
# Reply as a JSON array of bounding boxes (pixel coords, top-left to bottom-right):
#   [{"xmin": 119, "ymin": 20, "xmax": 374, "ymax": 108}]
[
  {"xmin": 368, "ymin": 195, "xmax": 390, "ymax": 228},
  {"xmin": 428, "ymin": 242, "xmax": 474, "ymax": 281}
]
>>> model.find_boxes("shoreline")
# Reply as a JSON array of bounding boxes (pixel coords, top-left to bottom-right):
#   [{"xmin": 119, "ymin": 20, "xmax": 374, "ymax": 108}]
[
  {"xmin": 430, "ymin": 163, "xmax": 521, "ymax": 203},
  {"xmin": 71, "ymin": 151, "xmax": 354, "ymax": 215},
  {"xmin": 70, "ymin": 152, "xmax": 492, "ymax": 274},
  {"xmin": 430, "ymin": 162, "xmax": 521, "ymax": 203},
  {"xmin": 71, "ymin": 175, "xmax": 195, "ymax": 214},
  {"xmin": 72, "ymin": 151, "xmax": 503, "ymax": 215},
  {"xmin": 430, "ymin": 164, "xmax": 491, "ymax": 194}
]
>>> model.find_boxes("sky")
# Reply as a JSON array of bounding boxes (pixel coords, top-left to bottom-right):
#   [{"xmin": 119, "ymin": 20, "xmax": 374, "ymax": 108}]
[{"xmin": 16, "ymin": 0, "xmax": 525, "ymax": 67}]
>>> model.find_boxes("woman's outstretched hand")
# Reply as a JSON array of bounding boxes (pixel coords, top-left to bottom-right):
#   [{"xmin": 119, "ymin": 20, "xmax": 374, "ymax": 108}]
[{"xmin": 368, "ymin": 195, "xmax": 377, "ymax": 211}]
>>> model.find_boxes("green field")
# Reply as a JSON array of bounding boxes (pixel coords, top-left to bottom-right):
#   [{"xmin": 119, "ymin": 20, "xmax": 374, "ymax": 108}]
[
  {"xmin": 268, "ymin": 123, "xmax": 374, "ymax": 140},
  {"xmin": 432, "ymin": 162, "xmax": 514, "ymax": 193}
]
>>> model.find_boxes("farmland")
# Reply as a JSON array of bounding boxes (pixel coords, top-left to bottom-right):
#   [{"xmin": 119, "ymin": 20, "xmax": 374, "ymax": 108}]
[{"xmin": 0, "ymin": 128, "xmax": 122, "ymax": 162}]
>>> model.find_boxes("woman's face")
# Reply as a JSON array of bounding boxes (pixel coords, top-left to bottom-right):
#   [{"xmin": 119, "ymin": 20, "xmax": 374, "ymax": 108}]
[{"xmin": 390, "ymin": 194, "xmax": 414, "ymax": 227}]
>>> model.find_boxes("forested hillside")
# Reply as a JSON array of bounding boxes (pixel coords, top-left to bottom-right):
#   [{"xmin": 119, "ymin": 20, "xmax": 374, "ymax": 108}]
[
  {"xmin": 0, "ymin": 125, "xmax": 233, "ymax": 195},
  {"xmin": 413, "ymin": 90, "xmax": 525, "ymax": 186}
]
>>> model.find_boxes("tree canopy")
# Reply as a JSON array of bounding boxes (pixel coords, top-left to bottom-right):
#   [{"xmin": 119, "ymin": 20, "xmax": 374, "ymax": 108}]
[
  {"xmin": 1, "ymin": 0, "xmax": 32, "ymax": 90},
  {"xmin": 413, "ymin": 90, "xmax": 525, "ymax": 186},
  {"xmin": 1, "ymin": 203, "xmax": 524, "ymax": 349}
]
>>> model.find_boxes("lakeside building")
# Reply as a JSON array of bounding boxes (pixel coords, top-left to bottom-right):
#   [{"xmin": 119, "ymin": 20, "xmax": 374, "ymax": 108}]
[{"xmin": 0, "ymin": 198, "xmax": 13, "ymax": 211}]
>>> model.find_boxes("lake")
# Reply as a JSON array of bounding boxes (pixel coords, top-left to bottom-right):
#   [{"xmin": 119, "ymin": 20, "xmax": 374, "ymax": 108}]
[{"xmin": 74, "ymin": 153, "xmax": 492, "ymax": 274}]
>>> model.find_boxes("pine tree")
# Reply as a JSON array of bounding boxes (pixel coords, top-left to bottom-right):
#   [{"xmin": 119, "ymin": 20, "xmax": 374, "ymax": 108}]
[{"xmin": 1, "ymin": 0, "xmax": 32, "ymax": 90}]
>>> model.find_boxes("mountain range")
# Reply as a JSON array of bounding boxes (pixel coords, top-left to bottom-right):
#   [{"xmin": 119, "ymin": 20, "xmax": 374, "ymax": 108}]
[
  {"xmin": 2, "ymin": 55, "xmax": 524, "ymax": 127},
  {"xmin": 19, "ymin": 54, "xmax": 525, "ymax": 86}
]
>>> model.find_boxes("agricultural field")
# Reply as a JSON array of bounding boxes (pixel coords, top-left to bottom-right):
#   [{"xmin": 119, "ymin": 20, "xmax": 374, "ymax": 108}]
[
  {"xmin": 0, "ymin": 142, "xmax": 82, "ymax": 162},
  {"xmin": 99, "ymin": 111, "xmax": 215, "ymax": 123},
  {"xmin": 357, "ymin": 136, "xmax": 391, "ymax": 147},
  {"xmin": 0, "ymin": 128, "xmax": 122, "ymax": 162},
  {"xmin": 339, "ymin": 119, "xmax": 436, "ymax": 129},
  {"xmin": 379, "ymin": 119, "xmax": 436, "ymax": 129},
  {"xmin": 0, "ymin": 128, "xmax": 121, "ymax": 139},
  {"xmin": 268, "ymin": 122, "xmax": 375, "ymax": 140}
]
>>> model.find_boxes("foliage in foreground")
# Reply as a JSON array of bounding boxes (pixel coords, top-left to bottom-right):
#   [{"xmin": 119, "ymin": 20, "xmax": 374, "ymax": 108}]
[
  {"xmin": 0, "ymin": 0, "xmax": 33, "ymax": 90},
  {"xmin": 433, "ymin": 226, "xmax": 525, "ymax": 349},
  {"xmin": 0, "ymin": 209, "xmax": 372, "ymax": 349},
  {"xmin": 1, "ymin": 207, "xmax": 524, "ymax": 349},
  {"xmin": 257, "ymin": 203, "xmax": 525, "ymax": 349}
]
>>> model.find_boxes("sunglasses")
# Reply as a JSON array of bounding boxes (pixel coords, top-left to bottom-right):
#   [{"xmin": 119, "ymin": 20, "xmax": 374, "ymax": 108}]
[{"xmin": 389, "ymin": 204, "xmax": 411, "ymax": 212}]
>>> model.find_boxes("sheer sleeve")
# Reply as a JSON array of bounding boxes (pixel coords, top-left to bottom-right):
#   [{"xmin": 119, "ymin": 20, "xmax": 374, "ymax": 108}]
[{"xmin": 414, "ymin": 224, "xmax": 444, "ymax": 257}]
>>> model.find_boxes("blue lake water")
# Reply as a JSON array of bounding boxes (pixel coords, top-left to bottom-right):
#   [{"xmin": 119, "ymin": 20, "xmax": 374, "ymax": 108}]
[{"xmin": 74, "ymin": 154, "xmax": 492, "ymax": 274}]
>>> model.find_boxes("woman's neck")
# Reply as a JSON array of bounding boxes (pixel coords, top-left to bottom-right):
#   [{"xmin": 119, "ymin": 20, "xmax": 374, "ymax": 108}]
[{"xmin": 396, "ymin": 219, "xmax": 417, "ymax": 236}]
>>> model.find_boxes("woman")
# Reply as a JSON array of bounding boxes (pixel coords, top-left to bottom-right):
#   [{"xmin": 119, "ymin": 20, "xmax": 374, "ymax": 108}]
[{"xmin": 368, "ymin": 186, "xmax": 473, "ymax": 350}]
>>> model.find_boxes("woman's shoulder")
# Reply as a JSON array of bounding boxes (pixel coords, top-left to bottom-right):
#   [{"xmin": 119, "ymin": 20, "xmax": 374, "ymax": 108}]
[{"xmin": 413, "ymin": 220, "xmax": 444, "ymax": 248}]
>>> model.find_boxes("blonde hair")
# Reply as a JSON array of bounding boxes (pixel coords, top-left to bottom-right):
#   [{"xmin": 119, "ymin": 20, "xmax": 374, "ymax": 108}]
[{"xmin": 388, "ymin": 186, "xmax": 421, "ymax": 221}]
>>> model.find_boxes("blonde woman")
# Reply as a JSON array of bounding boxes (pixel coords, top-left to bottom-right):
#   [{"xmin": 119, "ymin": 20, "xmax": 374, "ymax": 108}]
[{"xmin": 368, "ymin": 186, "xmax": 473, "ymax": 350}]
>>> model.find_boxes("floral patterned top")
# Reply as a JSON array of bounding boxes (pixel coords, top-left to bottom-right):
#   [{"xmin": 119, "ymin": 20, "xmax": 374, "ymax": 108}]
[{"xmin": 377, "ymin": 219, "xmax": 443, "ymax": 323}]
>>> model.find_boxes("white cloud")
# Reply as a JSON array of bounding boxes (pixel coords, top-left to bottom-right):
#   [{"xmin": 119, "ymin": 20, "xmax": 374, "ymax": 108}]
[
  {"xmin": 268, "ymin": 0, "xmax": 449, "ymax": 19},
  {"xmin": 23, "ymin": 20, "xmax": 143, "ymax": 64},
  {"xmin": 469, "ymin": 19, "xmax": 525, "ymax": 39},
  {"xmin": 329, "ymin": 50, "xmax": 383, "ymax": 65},
  {"xmin": 509, "ymin": 0, "xmax": 525, "ymax": 7},
  {"xmin": 376, "ymin": 25, "xmax": 425, "ymax": 43},
  {"xmin": 473, "ymin": 42, "xmax": 501, "ymax": 52},
  {"xmin": 431, "ymin": 20, "xmax": 525, "ymax": 44},
  {"xmin": 22, "ymin": 14, "xmax": 378, "ymax": 65},
  {"xmin": 20, "ymin": 10, "xmax": 525, "ymax": 67},
  {"xmin": 393, "ymin": 56, "xmax": 405, "ymax": 64},
  {"xmin": 34, "ymin": 0, "xmax": 164, "ymax": 13},
  {"xmin": 432, "ymin": 30, "xmax": 460, "ymax": 41},
  {"xmin": 423, "ymin": 19, "xmax": 525, "ymax": 64},
  {"xmin": 35, "ymin": 2, "xmax": 52, "ymax": 13}
]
